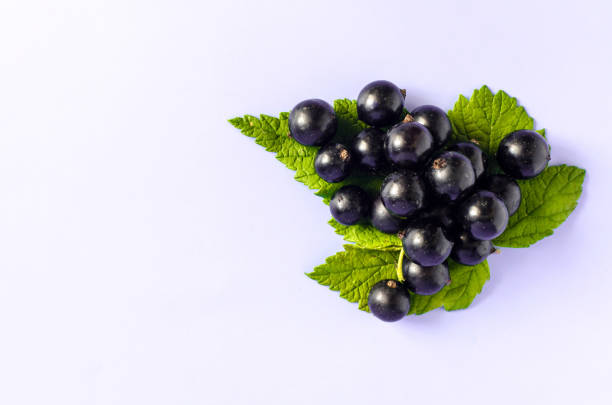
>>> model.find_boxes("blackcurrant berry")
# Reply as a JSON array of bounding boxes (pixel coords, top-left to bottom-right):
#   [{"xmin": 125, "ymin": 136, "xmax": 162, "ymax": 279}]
[
  {"xmin": 424, "ymin": 151, "xmax": 476, "ymax": 202},
  {"xmin": 448, "ymin": 142, "xmax": 487, "ymax": 180},
  {"xmin": 329, "ymin": 185, "xmax": 369, "ymax": 225},
  {"xmin": 410, "ymin": 105, "xmax": 452, "ymax": 147},
  {"xmin": 451, "ymin": 230, "xmax": 495, "ymax": 265},
  {"xmin": 367, "ymin": 279, "xmax": 410, "ymax": 322},
  {"xmin": 288, "ymin": 99, "xmax": 337, "ymax": 146},
  {"xmin": 480, "ymin": 174, "xmax": 521, "ymax": 216},
  {"xmin": 401, "ymin": 221, "xmax": 453, "ymax": 267},
  {"xmin": 402, "ymin": 258, "xmax": 450, "ymax": 295},
  {"xmin": 370, "ymin": 196, "xmax": 407, "ymax": 234},
  {"xmin": 421, "ymin": 204, "xmax": 458, "ymax": 237},
  {"xmin": 314, "ymin": 143, "xmax": 352, "ymax": 183},
  {"xmin": 458, "ymin": 191, "xmax": 509, "ymax": 240},
  {"xmin": 357, "ymin": 80, "xmax": 405, "ymax": 127},
  {"xmin": 497, "ymin": 130, "xmax": 550, "ymax": 179},
  {"xmin": 385, "ymin": 122, "xmax": 434, "ymax": 169},
  {"xmin": 380, "ymin": 171, "xmax": 426, "ymax": 217},
  {"xmin": 353, "ymin": 128, "xmax": 386, "ymax": 172}
]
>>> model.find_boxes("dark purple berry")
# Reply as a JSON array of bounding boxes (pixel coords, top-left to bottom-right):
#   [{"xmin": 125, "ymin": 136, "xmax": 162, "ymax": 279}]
[
  {"xmin": 357, "ymin": 80, "xmax": 405, "ymax": 127},
  {"xmin": 497, "ymin": 130, "xmax": 550, "ymax": 179},
  {"xmin": 314, "ymin": 143, "xmax": 352, "ymax": 183},
  {"xmin": 480, "ymin": 175, "xmax": 521, "ymax": 216},
  {"xmin": 411, "ymin": 105, "xmax": 452, "ymax": 147},
  {"xmin": 402, "ymin": 258, "xmax": 450, "ymax": 295},
  {"xmin": 289, "ymin": 99, "xmax": 337, "ymax": 146},
  {"xmin": 421, "ymin": 204, "xmax": 458, "ymax": 237},
  {"xmin": 401, "ymin": 221, "xmax": 453, "ymax": 267},
  {"xmin": 458, "ymin": 190, "xmax": 509, "ymax": 241},
  {"xmin": 448, "ymin": 142, "xmax": 487, "ymax": 180},
  {"xmin": 329, "ymin": 185, "xmax": 369, "ymax": 225},
  {"xmin": 451, "ymin": 230, "xmax": 495, "ymax": 265},
  {"xmin": 424, "ymin": 151, "xmax": 476, "ymax": 202},
  {"xmin": 385, "ymin": 122, "xmax": 434, "ymax": 169},
  {"xmin": 380, "ymin": 171, "xmax": 426, "ymax": 217},
  {"xmin": 368, "ymin": 279, "xmax": 411, "ymax": 322},
  {"xmin": 370, "ymin": 196, "xmax": 407, "ymax": 234},
  {"xmin": 353, "ymin": 128, "xmax": 386, "ymax": 172}
]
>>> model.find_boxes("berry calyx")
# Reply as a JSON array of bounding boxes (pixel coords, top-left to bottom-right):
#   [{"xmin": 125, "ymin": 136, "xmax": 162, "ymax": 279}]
[
  {"xmin": 402, "ymin": 257, "xmax": 450, "ymax": 295},
  {"xmin": 424, "ymin": 151, "xmax": 476, "ymax": 202},
  {"xmin": 357, "ymin": 80, "xmax": 405, "ymax": 127},
  {"xmin": 288, "ymin": 99, "xmax": 337, "ymax": 146},
  {"xmin": 497, "ymin": 130, "xmax": 550, "ymax": 179},
  {"xmin": 411, "ymin": 105, "xmax": 452, "ymax": 147},
  {"xmin": 367, "ymin": 279, "xmax": 411, "ymax": 322},
  {"xmin": 314, "ymin": 143, "xmax": 352, "ymax": 183},
  {"xmin": 458, "ymin": 190, "xmax": 509, "ymax": 240},
  {"xmin": 385, "ymin": 122, "xmax": 434, "ymax": 169},
  {"xmin": 380, "ymin": 171, "xmax": 426, "ymax": 217},
  {"xmin": 329, "ymin": 185, "xmax": 369, "ymax": 225}
]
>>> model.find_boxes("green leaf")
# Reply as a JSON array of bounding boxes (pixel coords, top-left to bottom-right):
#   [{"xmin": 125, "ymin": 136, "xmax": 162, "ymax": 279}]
[
  {"xmin": 231, "ymin": 101, "xmax": 394, "ymax": 249},
  {"xmin": 308, "ymin": 246, "xmax": 489, "ymax": 315},
  {"xmin": 229, "ymin": 113, "xmax": 326, "ymax": 190},
  {"xmin": 494, "ymin": 165, "xmax": 586, "ymax": 248},
  {"xmin": 333, "ymin": 98, "xmax": 367, "ymax": 145},
  {"xmin": 409, "ymin": 260, "xmax": 490, "ymax": 315},
  {"xmin": 328, "ymin": 219, "xmax": 402, "ymax": 249},
  {"xmin": 229, "ymin": 99, "xmax": 368, "ymax": 194},
  {"xmin": 448, "ymin": 85, "xmax": 543, "ymax": 156},
  {"xmin": 307, "ymin": 245, "xmax": 399, "ymax": 311},
  {"xmin": 314, "ymin": 173, "xmax": 382, "ymax": 203}
]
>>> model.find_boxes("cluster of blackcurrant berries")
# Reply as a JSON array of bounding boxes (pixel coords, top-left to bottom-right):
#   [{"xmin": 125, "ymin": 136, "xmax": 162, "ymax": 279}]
[{"xmin": 289, "ymin": 80, "xmax": 551, "ymax": 322}]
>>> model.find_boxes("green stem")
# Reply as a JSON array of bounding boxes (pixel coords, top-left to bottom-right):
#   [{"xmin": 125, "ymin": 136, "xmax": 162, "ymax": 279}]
[{"xmin": 396, "ymin": 249, "xmax": 405, "ymax": 281}]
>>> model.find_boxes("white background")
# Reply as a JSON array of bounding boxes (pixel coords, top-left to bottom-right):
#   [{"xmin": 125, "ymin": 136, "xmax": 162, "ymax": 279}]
[{"xmin": 1, "ymin": 0, "xmax": 611, "ymax": 404}]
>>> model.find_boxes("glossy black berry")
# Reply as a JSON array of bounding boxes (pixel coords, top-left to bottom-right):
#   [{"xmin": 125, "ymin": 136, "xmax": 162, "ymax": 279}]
[
  {"xmin": 480, "ymin": 175, "xmax": 521, "ymax": 216},
  {"xmin": 402, "ymin": 258, "xmax": 450, "ymax": 295},
  {"xmin": 370, "ymin": 196, "xmax": 407, "ymax": 234},
  {"xmin": 424, "ymin": 151, "xmax": 476, "ymax": 202},
  {"xmin": 458, "ymin": 191, "xmax": 509, "ymax": 241},
  {"xmin": 411, "ymin": 105, "xmax": 452, "ymax": 147},
  {"xmin": 451, "ymin": 230, "xmax": 495, "ymax": 266},
  {"xmin": 448, "ymin": 142, "xmax": 487, "ymax": 180},
  {"xmin": 380, "ymin": 171, "xmax": 426, "ymax": 217},
  {"xmin": 314, "ymin": 143, "xmax": 352, "ymax": 183},
  {"xmin": 353, "ymin": 128, "xmax": 386, "ymax": 172},
  {"xmin": 421, "ymin": 204, "xmax": 458, "ymax": 237},
  {"xmin": 288, "ymin": 99, "xmax": 337, "ymax": 146},
  {"xmin": 329, "ymin": 185, "xmax": 369, "ymax": 225},
  {"xmin": 497, "ymin": 130, "xmax": 550, "ymax": 179},
  {"xmin": 401, "ymin": 221, "xmax": 453, "ymax": 267},
  {"xmin": 367, "ymin": 279, "xmax": 410, "ymax": 322},
  {"xmin": 357, "ymin": 80, "xmax": 405, "ymax": 127},
  {"xmin": 385, "ymin": 122, "xmax": 434, "ymax": 169}
]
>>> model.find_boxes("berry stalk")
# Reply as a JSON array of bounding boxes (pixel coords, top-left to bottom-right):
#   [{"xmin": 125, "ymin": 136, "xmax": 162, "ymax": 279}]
[{"xmin": 396, "ymin": 249, "xmax": 405, "ymax": 282}]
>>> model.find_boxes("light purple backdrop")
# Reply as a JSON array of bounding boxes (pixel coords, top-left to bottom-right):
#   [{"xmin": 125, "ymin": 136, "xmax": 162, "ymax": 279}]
[{"xmin": 0, "ymin": 0, "xmax": 610, "ymax": 404}]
